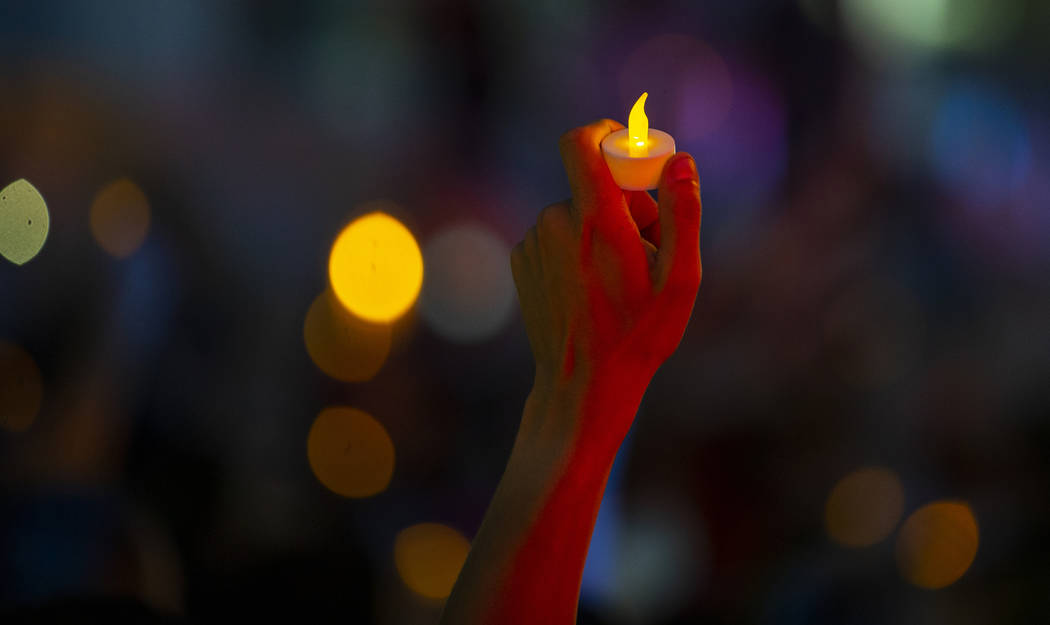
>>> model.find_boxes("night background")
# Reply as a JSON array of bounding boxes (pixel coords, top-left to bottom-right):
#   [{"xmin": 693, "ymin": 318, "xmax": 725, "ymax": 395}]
[{"xmin": 2, "ymin": 0, "xmax": 1049, "ymax": 623}]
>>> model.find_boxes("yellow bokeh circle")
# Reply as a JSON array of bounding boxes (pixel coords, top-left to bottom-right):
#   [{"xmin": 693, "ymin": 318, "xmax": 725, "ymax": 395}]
[
  {"xmin": 90, "ymin": 178, "xmax": 151, "ymax": 258},
  {"xmin": 896, "ymin": 500, "xmax": 978, "ymax": 589},
  {"xmin": 825, "ymin": 467, "xmax": 905, "ymax": 547},
  {"xmin": 0, "ymin": 179, "xmax": 50, "ymax": 266},
  {"xmin": 303, "ymin": 290, "xmax": 392, "ymax": 382},
  {"xmin": 394, "ymin": 523, "xmax": 471, "ymax": 600},
  {"xmin": 0, "ymin": 341, "xmax": 44, "ymax": 432},
  {"xmin": 328, "ymin": 211, "xmax": 423, "ymax": 323},
  {"xmin": 307, "ymin": 406, "xmax": 395, "ymax": 498}
]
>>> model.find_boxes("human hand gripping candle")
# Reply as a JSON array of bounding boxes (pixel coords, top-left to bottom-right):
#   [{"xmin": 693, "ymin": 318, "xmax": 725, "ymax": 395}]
[{"xmin": 600, "ymin": 92, "xmax": 676, "ymax": 190}]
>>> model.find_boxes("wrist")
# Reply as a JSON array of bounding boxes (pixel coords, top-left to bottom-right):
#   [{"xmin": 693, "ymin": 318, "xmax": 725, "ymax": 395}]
[
  {"xmin": 517, "ymin": 364, "xmax": 648, "ymax": 475},
  {"xmin": 534, "ymin": 351, "xmax": 653, "ymax": 412}
]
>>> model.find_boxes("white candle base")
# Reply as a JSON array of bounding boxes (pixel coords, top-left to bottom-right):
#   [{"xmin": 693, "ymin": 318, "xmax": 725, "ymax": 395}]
[{"xmin": 600, "ymin": 128, "xmax": 676, "ymax": 191}]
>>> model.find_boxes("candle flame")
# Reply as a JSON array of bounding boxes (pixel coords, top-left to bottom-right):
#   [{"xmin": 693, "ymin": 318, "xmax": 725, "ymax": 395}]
[{"xmin": 628, "ymin": 92, "xmax": 649, "ymax": 157}]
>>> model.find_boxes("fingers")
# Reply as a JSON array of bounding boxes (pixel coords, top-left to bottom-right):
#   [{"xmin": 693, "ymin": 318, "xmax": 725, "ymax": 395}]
[
  {"xmin": 558, "ymin": 119, "xmax": 625, "ymax": 221},
  {"xmin": 625, "ymin": 190, "xmax": 661, "ymax": 247},
  {"xmin": 654, "ymin": 152, "xmax": 702, "ymax": 294},
  {"xmin": 625, "ymin": 190, "xmax": 658, "ymax": 230},
  {"xmin": 559, "ymin": 120, "xmax": 652, "ymax": 276}
]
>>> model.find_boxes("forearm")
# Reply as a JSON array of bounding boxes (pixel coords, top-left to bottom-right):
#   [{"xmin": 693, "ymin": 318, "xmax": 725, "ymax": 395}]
[
  {"xmin": 441, "ymin": 375, "xmax": 645, "ymax": 625},
  {"xmin": 441, "ymin": 120, "xmax": 701, "ymax": 624}
]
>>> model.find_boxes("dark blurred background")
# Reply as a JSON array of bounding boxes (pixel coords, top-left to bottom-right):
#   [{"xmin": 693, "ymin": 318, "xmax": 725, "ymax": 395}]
[{"xmin": 2, "ymin": 0, "xmax": 1049, "ymax": 623}]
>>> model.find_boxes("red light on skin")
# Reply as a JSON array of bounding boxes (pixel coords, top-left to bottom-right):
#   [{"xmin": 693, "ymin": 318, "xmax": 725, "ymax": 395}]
[{"xmin": 486, "ymin": 377, "xmax": 648, "ymax": 625}]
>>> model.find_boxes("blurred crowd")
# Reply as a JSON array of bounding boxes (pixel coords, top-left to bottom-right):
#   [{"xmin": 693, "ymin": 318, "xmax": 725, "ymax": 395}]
[{"xmin": 1, "ymin": 1, "xmax": 1048, "ymax": 623}]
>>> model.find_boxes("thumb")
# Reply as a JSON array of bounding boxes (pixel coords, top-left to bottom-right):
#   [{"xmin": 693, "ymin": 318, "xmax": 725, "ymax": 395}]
[{"xmin": 654, "ymin": 152, "xmax": 702, "ymax": 293}]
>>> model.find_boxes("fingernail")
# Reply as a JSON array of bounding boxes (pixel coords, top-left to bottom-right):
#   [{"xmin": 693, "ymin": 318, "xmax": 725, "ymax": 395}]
[{"xmin": 669, "ymin": 155, "xmax": 697, "ymax": 183}]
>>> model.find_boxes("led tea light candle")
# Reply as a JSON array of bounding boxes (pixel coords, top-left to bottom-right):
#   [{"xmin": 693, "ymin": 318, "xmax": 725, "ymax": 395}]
[{"xmin": 601, "ymin": 92, "xmax": 676, "ymax": 191}]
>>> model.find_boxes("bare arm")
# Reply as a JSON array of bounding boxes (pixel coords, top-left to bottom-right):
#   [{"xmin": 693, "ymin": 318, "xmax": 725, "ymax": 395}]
[{"xmin": 440, "ymin": 119, "xmax": 703, "ymax": 625}]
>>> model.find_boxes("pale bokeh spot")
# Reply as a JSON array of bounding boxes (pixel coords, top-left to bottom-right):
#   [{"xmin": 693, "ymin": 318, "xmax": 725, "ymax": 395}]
[
  {"xmin": 329, "ymin": 209, "xmax": 423, "ymax": 324},
  {"xmin": 90, "ymin": 178, "xmax": 151, "ymax": 258},
  {"xmin": 842, "ymin": 0, "xmax": 1021, "ymax": 64},
  {"xmin": 825, "ymin": 467, "xmax": 905, "ymax": 547},
  {"xmin": 896, "ymin": 500, "xmax": 978, "ymax": 589},
  {"xmin": 0, "ymin": 341, "xmax": 44, "ymax": 432},
  {"xmin": 307, "ymin": 407, "xmax": 395, "ymax": 498},
  {"xmin": 612, "ymin": 498, "xmax": 707, "ymax": 623},
  {"xmin": 0, "ymin": 179, "xmax": 49, "ymax": 266},
  {"xmin": 303, "ymin": 289, "xmax": 392, "ymax": 382},
  {"xmin": 394, "ymin": 523, "xmax": 471, "ymax": 601},
  {"xmin": 420, "ymin": 223, "xmax": 515, "ymax": 343}
]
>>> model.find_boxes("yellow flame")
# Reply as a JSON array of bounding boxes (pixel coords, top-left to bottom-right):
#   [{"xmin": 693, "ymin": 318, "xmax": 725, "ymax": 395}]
[{"xmin": 628, "ymin": 92, "xmax": 649, "ymax": 157}]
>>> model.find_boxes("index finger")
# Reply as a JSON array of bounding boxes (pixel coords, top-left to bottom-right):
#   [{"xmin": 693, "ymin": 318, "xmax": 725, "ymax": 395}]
[{"xmin": 558, "ymin": 119, "xmax": 625, "ymax": 220}]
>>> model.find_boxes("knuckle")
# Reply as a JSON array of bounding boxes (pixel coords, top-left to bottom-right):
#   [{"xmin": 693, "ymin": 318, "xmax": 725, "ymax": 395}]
[
  {"xmin": 558, "ymin": 127, "xmax": 585, "ymax": 153},
  {"xmin": 538, "ymin": 202, "xmax": 570, "ymax": 232},
  {"xmin": 559, "ymin": 120, "xmax": 618, "ymax": 157}
]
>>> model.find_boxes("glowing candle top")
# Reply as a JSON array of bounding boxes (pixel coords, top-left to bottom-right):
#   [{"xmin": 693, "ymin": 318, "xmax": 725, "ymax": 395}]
[
  {"xmin": 600, "ymin": 92, "xmax": 676, "ymax": 190},
  {"xmin": 628, "ymin": 92, "xmax": 649, "ymax": 157}
]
